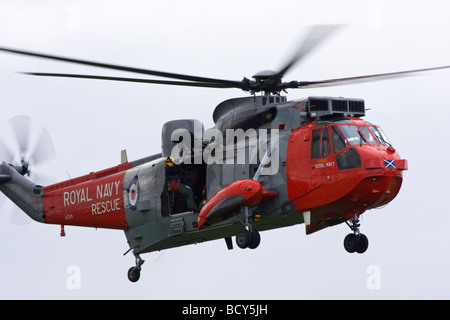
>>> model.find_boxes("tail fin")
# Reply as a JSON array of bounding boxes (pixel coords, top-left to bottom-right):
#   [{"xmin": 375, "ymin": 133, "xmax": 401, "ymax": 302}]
[{"xmin": 0, "ymin": 162, "xmax": 45, "ymax": 223}]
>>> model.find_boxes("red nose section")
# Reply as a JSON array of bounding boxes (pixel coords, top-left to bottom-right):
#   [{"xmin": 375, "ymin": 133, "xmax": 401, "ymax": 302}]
[{"xmin": 304, "ymin": 174, "xmax": 403, "ymax": 234}]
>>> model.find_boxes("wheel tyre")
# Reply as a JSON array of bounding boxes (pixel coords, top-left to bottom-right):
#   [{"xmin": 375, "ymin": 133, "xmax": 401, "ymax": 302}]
[
  {"xmin": 128, "ymin": 266, "xmax": 141, "ymax": 283},
  {"xmin": 344, "ymin": 233, "xmax": 360, "ymax": 253},
  {"xmin": 356, "ymin": 234, "xmax": 369, "ymax": 254},
  {"xmin": 236, "ymin": 229, "xmax": 252, "ymax": 249},
  {"xmin": 248, "ymin": 230, "xmax": 261, "ymax": 249}
]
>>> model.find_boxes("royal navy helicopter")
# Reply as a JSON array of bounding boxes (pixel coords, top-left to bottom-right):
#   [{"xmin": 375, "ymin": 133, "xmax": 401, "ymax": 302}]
[{"xmin": 0, "ymin": 25, "xmax": 448, "ymax": 282}]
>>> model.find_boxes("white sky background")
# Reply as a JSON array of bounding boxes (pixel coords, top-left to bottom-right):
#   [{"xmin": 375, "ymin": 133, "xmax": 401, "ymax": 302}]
[{"xmin": 0, "ymin": 0, "xmax": 449, "ymax": 299}]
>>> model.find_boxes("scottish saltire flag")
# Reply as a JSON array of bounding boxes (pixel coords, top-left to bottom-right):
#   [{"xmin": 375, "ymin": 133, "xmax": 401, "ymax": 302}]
[{"xmin": 384, "ymin": 160, "xmax": 395, "ymax": 168}]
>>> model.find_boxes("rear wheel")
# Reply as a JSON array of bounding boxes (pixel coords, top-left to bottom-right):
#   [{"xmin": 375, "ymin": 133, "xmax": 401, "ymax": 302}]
[{"xmin": 127, "ymin": 266, "xmax": 141, "ymax": 283}]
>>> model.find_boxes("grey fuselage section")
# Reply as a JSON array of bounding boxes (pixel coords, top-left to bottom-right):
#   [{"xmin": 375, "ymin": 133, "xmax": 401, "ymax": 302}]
[{"xmin": 124, "ymin": 96, "xmax": 309, "ymax": 254}]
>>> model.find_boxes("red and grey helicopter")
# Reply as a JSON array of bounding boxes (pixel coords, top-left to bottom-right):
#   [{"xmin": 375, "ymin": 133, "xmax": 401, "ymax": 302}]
[{"xmin": 0, "ymin": 25, "xmax": 448, "ymax": 282}]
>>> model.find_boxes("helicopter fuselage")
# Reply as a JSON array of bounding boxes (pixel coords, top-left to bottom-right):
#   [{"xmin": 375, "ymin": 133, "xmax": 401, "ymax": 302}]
[{"xmin": 0, "ymin": 95, "xmax": 407, "ymax": 258}]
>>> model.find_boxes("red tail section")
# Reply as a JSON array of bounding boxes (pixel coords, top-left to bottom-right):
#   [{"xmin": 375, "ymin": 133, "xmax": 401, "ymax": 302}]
[{"xmin": 43, "ymin": 163, "xmax": 131, "ymax": 230}]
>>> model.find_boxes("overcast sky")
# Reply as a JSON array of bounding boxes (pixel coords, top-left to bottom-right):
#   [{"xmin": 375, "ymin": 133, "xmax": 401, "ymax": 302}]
[{"xmin": 0, "ymin": 0, "xmax": 449, "ymax": 299}]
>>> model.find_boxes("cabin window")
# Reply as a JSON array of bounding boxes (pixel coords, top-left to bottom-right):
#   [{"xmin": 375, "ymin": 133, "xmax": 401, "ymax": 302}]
[
  {"xmin": 311, "ymin": 128, "xmax": 331, "ymax": 159},
  {"xmin": 312, "ymin": 130, "xmax": 321, "ymax": 158}
]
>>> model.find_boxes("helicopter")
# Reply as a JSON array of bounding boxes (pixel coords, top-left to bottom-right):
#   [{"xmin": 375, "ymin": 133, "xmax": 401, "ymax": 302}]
[{"xmin": 0, "ymin": 25, "xmax": 448, "ymax": 282}]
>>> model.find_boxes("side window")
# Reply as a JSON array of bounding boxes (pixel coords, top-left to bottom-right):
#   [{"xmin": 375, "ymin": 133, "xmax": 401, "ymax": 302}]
[
  {"xmin": 311, "ymin": 128, "xmax": 330, "ymax": 159},
  {"xmin": 321, "ymin": 130, "xmax": 330, "ymax": 157},
  {"xmin": 312, "ymin": 130, "xmax": 321, "ymax": 158}
]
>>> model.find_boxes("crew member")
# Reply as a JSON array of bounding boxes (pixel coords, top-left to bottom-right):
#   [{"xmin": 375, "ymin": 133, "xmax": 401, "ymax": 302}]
[{"xmin": 165, "ymin": 157, "xmax": 198, "ymax": 212}]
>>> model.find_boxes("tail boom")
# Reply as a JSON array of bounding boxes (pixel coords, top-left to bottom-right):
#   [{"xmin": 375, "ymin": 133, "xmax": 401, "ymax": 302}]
[
  {"xmin": 0, "ymin": 162, "xmax": 45, "ymax": 223},
  {"xmin": 0, "ymin": 161, "xmax": 131, "ymax": 230}
]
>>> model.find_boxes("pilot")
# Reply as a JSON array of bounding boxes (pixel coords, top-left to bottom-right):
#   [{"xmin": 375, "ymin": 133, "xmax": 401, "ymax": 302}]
[
  {"xmin": 322, "ymin": 136, "xmax": 330, "ymax": 156},
  {"xmin": 332, "ymin": 130, "xmax": 347, "ymax": 154},
  {"xmin": 165, "ymin": 157, "xmax": 198, "ymax": 212}
]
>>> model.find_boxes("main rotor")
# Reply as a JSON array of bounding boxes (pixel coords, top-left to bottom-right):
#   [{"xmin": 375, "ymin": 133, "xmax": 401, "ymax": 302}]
[{"xmin": 0, "ymin": 24, "xmax": 448, "ymax": 96}]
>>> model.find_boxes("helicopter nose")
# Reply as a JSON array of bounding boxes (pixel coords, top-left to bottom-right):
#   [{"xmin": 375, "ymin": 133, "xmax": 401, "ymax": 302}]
[
  {"xmin": 352, "ymin": 154, "xmax": 407, "ymax": 209},
  {"xmin": 350, "ymin": 174, "xmax": 403, "ymax": 210}
]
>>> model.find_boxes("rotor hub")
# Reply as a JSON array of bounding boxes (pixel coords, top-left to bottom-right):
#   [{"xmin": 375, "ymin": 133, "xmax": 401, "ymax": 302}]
[{"xmin": 252, "ymin": 70, "xmax": 278, "ymax": 80}]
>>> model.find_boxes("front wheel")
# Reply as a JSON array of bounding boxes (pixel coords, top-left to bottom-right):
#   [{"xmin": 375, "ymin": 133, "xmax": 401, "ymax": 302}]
[
  {"xmin": 344, "ymin": 233, "xmax": 360, "ymax": 253},
  {"xmin": 127, "ymin": 266, "xmax": 141, "ymax": 283},
  {"xmin": 236, "ymin": 229, "xmax": 252, "ymax": 249},
  {"xmin": 248, "ymin": 229, "xmax": 261, "ymax": 249},
  {"xmin": 356, "ymin": 234, "xmax": 369, "ymax": 254}
]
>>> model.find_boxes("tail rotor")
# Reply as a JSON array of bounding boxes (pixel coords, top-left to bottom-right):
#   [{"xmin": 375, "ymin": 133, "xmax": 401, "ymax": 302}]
[{"xmin": 0, "ymin": 115, "xmax": 56, "ymax": 225}]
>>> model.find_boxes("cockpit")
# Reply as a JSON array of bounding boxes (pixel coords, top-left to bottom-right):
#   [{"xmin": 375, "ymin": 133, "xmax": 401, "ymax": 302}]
[{"xmin": 311, "ymin": 118, "xmax": 392, "ymax": 170}]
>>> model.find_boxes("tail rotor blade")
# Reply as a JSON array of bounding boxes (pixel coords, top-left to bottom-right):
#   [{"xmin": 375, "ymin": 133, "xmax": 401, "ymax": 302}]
[
  {"xmin": 0, "ymin": 138, "xmax": 14, "ymax": 163},
  {"xmin": 9, "ymin": 115, "xmax": 31, "ymax": 157},
  {"xmin": 30, "ymin": 127, "xmax": 56, "ymax": 166}
]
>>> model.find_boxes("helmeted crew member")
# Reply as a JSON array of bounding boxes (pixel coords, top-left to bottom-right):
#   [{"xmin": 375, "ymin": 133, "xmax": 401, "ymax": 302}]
[{"xmin": 165, "ymin": 157, "xmax": 198, "ymax": 212}]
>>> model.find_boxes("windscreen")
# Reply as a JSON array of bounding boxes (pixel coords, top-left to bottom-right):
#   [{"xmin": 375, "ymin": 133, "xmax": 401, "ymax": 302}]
[
  {"xmin": 359, "ymin": 126, "xmax": 377, "ymax": 144},
  {"xmin": 331, "ymin": 124, "xmax": 392, "ymax": 149},
  {"xmin": 337, "ymin": 125, "xmax": 366, "ymax": 146},
  {"xmin": 370, "ymin": 126, "xmax": 392, "ymax": 146},
  {"xmin": 313, "ymin": 122, "xmax": 392, "ymax": 170}
]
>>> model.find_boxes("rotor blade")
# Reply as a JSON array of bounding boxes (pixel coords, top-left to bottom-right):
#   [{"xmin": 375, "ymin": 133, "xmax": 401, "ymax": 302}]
[
  {"xmin": 27, "ymin": 169, "xmax": 55, "ymax": 186},
  {"xmin": 0, "ymin": 46, "xmax": 242, "ymax": 87},
  {"xmin": 0, "ymin": 138, "xmax": 14, "ymax": 163},
  {"xmin": 21, "ymin": 72, "xmax": 238, "ymax": 88},
  {"xmin": 275, "ymin": 24, "xmax": 343, "ymax": 79},
  {"xmin": 30, "ymin": 127, "xmax": 56, "ymax": 166},
  {"xmin": 9, "ymin": 115, "xmax": 31, "ymax": 156},
  {"xmin": 293, "ymin": 65, "xmax": 450, "ymax": 88}
]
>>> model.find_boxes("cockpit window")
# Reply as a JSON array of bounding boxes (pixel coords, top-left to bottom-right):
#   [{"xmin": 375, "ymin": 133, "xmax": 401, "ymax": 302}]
[
  {"xmin": 370, "ymin": 126, "xmax": 391, "ymax": 146},
  {"xmin": 312, "ymin": 122, "xmax": 392, "ymax": 162},
  {"xmin": 331, "ymin": 126, "xmax": 347, "ymax": 154},
  {"xmin": 339, "ymin": 125, "xmax": 367, "ymax": 145},
  {"xmin": 359, "ymin": 126, "xmax": 377, "ymax": 144}
]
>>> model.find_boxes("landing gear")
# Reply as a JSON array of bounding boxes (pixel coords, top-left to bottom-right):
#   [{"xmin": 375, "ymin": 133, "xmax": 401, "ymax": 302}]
[
  {"xmin": 344, "ymin": 213, "xmax": 369, "ymax": 254},
  {"xmin": 235, "ymin": 206, "xmax": 261, "ymax": 249},
  {"xmin": 344, "ymin": 233, "xmax": 368, "ymax": 253},
  {"xmin": 127, "ymin": 266, "xmax": 141, "ymax": 283},
  {"xmin": 236, "ymin": 228, "xmax": 260, "ymax": 249},
  {"xmin": 127, "ymin": 254, "xmax": 145, "ymax": 283}
]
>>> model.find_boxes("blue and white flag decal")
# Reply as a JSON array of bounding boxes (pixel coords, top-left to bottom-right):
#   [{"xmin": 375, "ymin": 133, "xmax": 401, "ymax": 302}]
[{"xmin": 384, "ymin": 160, "xmax": 395, "ymax": 169}]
